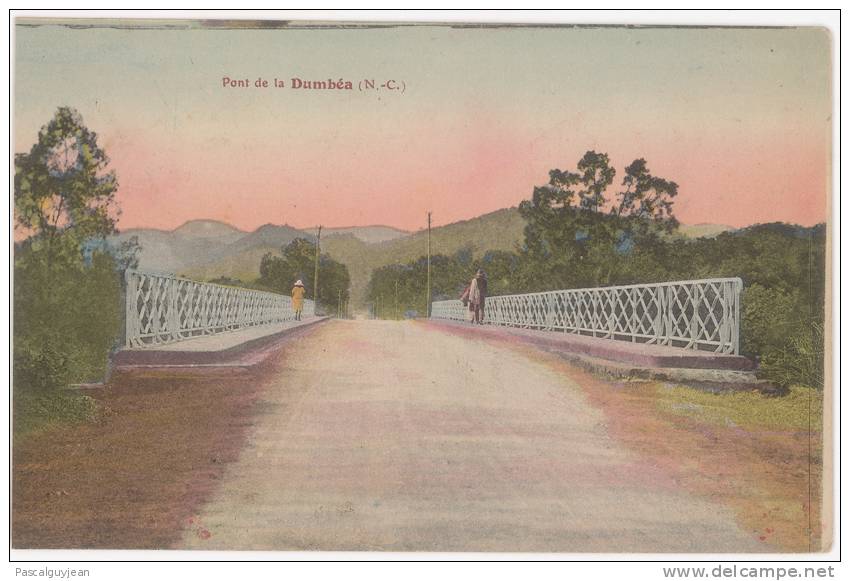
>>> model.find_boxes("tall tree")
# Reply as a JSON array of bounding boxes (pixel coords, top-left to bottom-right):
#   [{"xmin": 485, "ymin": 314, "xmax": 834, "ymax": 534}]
[
  {"xmin": 576, "ymin": 150, "xmax": 616, "ymax": 213},
  {"xmin": 520, "ymin": 151, "xmax": 680, "ymax": 288},
  {"xmin": 13, "ymin": 108, "xmax": 126, "ymax": 392},
  {"xmin": 614, "ymin": 158, "xmax": 679, "ymax": 232},
  {"xmin": 15, "ymin": 107, "xmax": 119, "ymax": 263}
]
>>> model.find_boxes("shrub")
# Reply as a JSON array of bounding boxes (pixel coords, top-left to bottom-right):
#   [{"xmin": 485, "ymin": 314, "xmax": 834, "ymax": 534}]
[
  {"xmin": 741, "ymin": 284, "xmax": 801, "ymax": 360},
  {"xmin": 13, "ymin": 246, "xmax": 123, "ymax": 392},
  {"xmin": 740, "ymin": 284, "xmax": 824, "ymax": 390},
  {"xmin": 759, "ymin": 323, "xmax": 825, "ymax": 390}
]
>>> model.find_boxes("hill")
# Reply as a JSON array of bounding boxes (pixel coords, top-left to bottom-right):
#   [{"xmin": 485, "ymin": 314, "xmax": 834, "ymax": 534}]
[
  {"xmin": 113, "ymin": 210, "xmax": 737, "ymax": 307},
  {"xmin": 173, "ymin": 219, "xmax": 246, "ymax": 242},
  {"xmin": 322, "ymin": 225, "xmax": 409, "ymax": 244},
  {"xmin": 220, "ymin": 224, "xmax": 314, "ymax": 257},
  {"xmin": 322, "ymin": 208, "xmax": 526, "ymax": 305},
  {"xmin": 180, "ymin": 208, "xmax": 527, "ymax": 305},
  {"xmin": 678, "ymin": 223, "xmax": 735, "ymax": 239},
  {"xmin": 111, "ymin": 219, "xmax": 247, "ymax": 273}
]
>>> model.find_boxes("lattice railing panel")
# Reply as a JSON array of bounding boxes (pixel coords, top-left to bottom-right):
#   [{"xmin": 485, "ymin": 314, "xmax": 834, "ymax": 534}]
[
  {"xmin": 124, "ymin": 270, "xmax": 315, "ymax": 348},
  {"xmin": 431, "ymin": 278, "xmax": 742, "ymax": 354}
]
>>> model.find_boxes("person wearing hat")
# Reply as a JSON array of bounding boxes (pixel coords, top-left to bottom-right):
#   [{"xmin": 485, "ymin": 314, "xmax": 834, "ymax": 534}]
[
  {"xmin": 291, "ymin": 279, "xmax": 306, "ymax": 321},
  {"xmin": 468, "ymin": 268, "xmax": 488, "ymax": 324}
]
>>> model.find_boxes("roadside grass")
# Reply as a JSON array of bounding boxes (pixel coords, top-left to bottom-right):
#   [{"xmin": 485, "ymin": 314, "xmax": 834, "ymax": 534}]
[
  {"xmin": 13, "ymin": 389, "xmax": 105, "ymax": 439},
  {"xmin": 656, "ymin": 384, "xmax": 823, "ymax": 432}
]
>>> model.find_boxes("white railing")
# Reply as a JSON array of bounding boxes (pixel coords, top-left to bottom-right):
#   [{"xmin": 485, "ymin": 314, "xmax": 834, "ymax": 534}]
[
  {"xmin": 431, "ymin": 278, "xmax": 743, "ymax": 355},
  {"xmin": 123, "ymin": 269, "xmax": 315, "ymax": 348}
]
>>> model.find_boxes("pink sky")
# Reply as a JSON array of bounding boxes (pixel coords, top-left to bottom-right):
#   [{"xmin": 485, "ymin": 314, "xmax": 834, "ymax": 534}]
[
  {"xmin": 16, "ymin": 22, "xmax": 831, "ymax": 233},
  {"xmin": 103, "ymin": 109, "xmax": 828, "ymax": 232}
]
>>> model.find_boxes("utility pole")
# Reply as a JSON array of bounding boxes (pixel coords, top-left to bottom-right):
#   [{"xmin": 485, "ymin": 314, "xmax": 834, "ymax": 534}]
[
  {"xmin": 337, "ymin": 289, "xmax": 342, "ymax": 319},
  {"xmin": 313, "ymin": 225, "xmax": 322, "ymax": 308},
  {"xmin": 426, "ymin": 211, "xmax": 432, "ymax": 318},
  {"xmin": 394, "ymin": 279, "xmax": 399, "ymax": 320}
]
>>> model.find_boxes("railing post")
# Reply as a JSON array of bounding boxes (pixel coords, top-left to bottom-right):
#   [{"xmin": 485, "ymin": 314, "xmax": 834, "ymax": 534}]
[
  {"xmin": 689, "ymin": 283, "xmax": 700, "ymax": 349},
  {"xmin": 123, "ymin": 269, "xmax": 135, "ymax": 348},
  {"xmin": 654, "ymin": 285, "xmax": 664, "ymax": 345},
  {"xmin": 732, "ymin": 278, "xmax": 742, "ymax": 355},
  {"xmin": 167, "ymin": 278, "xmax": 179, "ymax": 342}
]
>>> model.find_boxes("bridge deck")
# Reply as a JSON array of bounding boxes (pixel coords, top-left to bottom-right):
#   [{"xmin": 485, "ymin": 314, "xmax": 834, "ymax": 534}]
[
  {"xmin": 178, "ymin": 319, "xmax": 764, "ymax": 552},
  {"xmin": 112, "ymin": 317, "xmax": 328, "ymax": 367},
  {"xmin": 427, "ymin": 319, "xmax": 754, "ymax": 372}
]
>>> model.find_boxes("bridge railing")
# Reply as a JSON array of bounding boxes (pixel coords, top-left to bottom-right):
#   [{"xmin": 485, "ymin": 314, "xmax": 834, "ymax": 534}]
[
  {"xmin": 431, "ymin": 277, "xmax": 743, "ymax": 355},
  {"xmin": 123, "ymin": 269, "xmax": 315, "ymax": 348}
]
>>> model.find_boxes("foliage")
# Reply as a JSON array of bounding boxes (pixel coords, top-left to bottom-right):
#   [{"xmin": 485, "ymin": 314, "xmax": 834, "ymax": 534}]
[
  {"xmin": 13, "ymin": 390, "xmax": 102, "ymax": 438},
  {"xmin": 366, "ymin": 247, "xmax": 530, "ymax": 318},
  {"xmin": 759, "ymin": 323, "xmax": 825, "ymax": 392},
  {"xmin": 14, "ymin": 107, "xmax": 119, "ymax": 261},
  {"xmin": 14, "ymin": 244, "xmax": 123, "ymax": 393},
  {"xmin": 518, "ymin": 152, "xmax": 678, "ymax": 289},
  {"xmin": 613, "ymin": 158, "xmax": 679, "ymax": 230},
  {"xmin": 13, "ymin": 107, "xmax": 128, "ymax": 436},
  {"xmin": 256, "ymin": 237, "xmax": 351, "ymax": 312}
]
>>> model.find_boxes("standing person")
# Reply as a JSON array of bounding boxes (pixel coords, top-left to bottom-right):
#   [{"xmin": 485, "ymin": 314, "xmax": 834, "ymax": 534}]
[
  {"xmin": 291, "ymin": 279, "xmax": 306, "ymax": 321},
  {"xmin": 468, "ymin": 269, "xmax": 488, "ymax": 325},
  {"xmin": 459, "ymin": 281, "xmax": 473, "ymax": 323}
]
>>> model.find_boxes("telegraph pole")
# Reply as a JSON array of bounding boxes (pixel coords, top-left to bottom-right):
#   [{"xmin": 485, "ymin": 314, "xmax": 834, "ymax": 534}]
[
  {"xmin": 337, "ymin": 289, "xmax": 342, "ymax": 319},
  {"xmin": 313, "ymin": 225, "xmax": 322, "ymax": 307},
  {"xmin": 394, "ymin": 279, "xmax": 399, "ymax": 320},
  {"xmin": 426, "ymin": 211, "xmax": 432, "ymax": 318}
]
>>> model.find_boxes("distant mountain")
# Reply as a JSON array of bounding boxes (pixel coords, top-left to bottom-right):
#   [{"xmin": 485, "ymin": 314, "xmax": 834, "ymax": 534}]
[
  {"xmin": 678, "ymin": 223, "xmax": 735, "ymax": 239},
  {"xmin": 182, "ymin": 224, "xmax": 313, "ymax": 281},
  {"xmin": 111, "ymin": 219, "xmax": 246, "ymax": 273},
  {"xmin": 173, "ymin": 219, "xmax": 246, "ymax": 242},
  {"xmin": 223, "ymin": 224, "xmax": 314, "ymax": 256},
  {"xmin": 322, "ymin": 208, "xmax": 526, "ymax": 305},
  {"xmin": 114, "ymin": 211, "xmax": 740, "ymax": 307},
  {"xmin": 322, "ymin": 225, "xmax": 409, "ymax": 244},
  {"xmin": 178, "ymin": 208, "xmax": 527, "ymax": 304}
]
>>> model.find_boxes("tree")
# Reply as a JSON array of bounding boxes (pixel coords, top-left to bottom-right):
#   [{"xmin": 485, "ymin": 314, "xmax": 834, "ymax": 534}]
[
  {"xmin": 519, "ymin": 150, "xmax": 680, "ymax": 288},
  {"xmin": 257, "ymin": 238, "xmax": 350, "ymax": 312},
  {"xmin": 577, "ymin": 150, "xmax": 616, "ymax": 213},
  {"xmin": 614, "ymin": 158, "xmax": 679, "ymax": 232},
  {"xmin": 15, "ymin": 107, "xmax": 119, "ymax": 264},
  {"xmin": 13, "ymin": 108, "xmax": 126, "ymax": 394}
]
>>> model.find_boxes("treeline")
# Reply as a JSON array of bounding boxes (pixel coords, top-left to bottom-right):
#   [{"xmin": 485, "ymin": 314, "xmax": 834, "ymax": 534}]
[
  {"xmin": 367, "ymin": 151, "xmax": 826, "ymax": 390},
  {"xmin": 209, "ymin": 237, "xmax": 352, "ymax": 315}
]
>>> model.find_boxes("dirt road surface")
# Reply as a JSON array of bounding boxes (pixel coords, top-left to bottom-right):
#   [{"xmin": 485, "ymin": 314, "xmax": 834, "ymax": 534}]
[{"xmin": 179, "ymin": 320, "xmax": 763, "ymax": 552}]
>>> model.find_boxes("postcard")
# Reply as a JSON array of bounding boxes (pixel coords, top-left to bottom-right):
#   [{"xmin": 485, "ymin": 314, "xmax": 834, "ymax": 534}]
[{"xmin": 11, "ymin": 15, "xmax": 833, "ymax": 555}]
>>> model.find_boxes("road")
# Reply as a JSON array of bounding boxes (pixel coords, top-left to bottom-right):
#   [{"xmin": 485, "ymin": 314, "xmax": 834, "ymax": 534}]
[{"xmin": 179, "ymin": 319, "xmax": 762, "ymax": 552}]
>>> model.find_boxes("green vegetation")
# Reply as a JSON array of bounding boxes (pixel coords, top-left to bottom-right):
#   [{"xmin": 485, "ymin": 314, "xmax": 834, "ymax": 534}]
[
  {"xmin": 367, "ymin": 151, "xmax": 826, "ymax": 390},
  {"xmin": 13, "ymin": 390, "xmax": 103, "ymax": 437},
  {"xmin": 14, "ymin": 107, "xmax": 133, "ymax": 433},
  {"xmin": 367, "ymin": 248, "xmax": 523, "ymax": 318},
  {"xmin": 256, "ymin": 238, "xmax": 350, "ymax": 314},
  {"xmin": 14, "ymin": 249, "xmax": 124, "ymax": 392},
  {"xmin": 657, "ymin": 384, "xmax": 823, "ymax": 432}
]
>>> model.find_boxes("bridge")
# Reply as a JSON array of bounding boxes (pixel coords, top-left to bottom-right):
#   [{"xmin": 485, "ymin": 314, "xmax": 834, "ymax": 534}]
[{"xmin": 108, "ymin": 270, "xmax": 767, "ymax": 551}]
